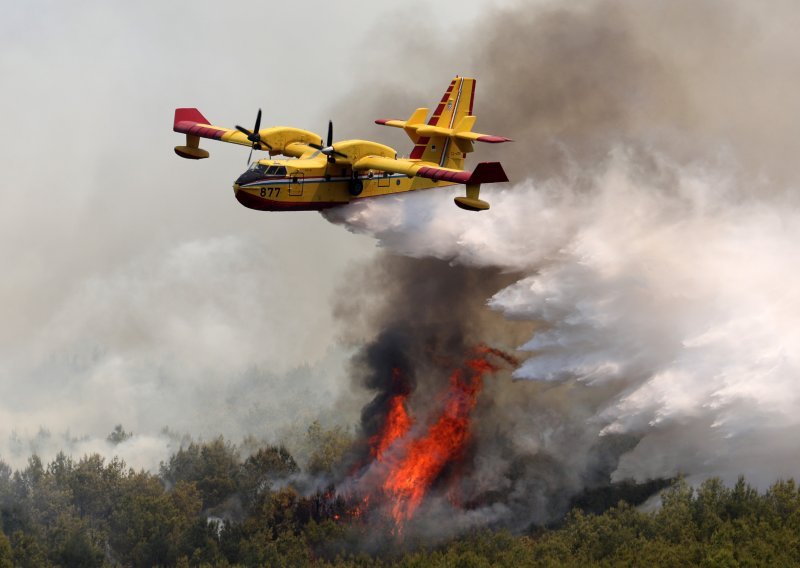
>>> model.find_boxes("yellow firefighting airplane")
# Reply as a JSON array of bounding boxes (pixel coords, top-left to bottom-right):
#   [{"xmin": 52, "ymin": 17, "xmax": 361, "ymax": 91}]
[{"xmin": 172, "ymin": 76, "xmax": 511, "ymax": 212}]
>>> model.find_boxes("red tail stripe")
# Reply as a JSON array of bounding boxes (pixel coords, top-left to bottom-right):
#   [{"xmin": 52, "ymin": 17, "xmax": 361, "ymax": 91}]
[
  {"xmin": 410, "ymin": 137, "xmax": 430, "ymax": 160},
  {"xmin": 468, "ymin": 79, "xmax": 476, "ymax": 115}
]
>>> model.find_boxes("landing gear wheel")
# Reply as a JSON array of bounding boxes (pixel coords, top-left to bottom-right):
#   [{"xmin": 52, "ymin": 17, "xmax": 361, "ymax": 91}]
[{"xmin": 349, "ymin": 178, "xmax": 363, "ymax": 196}]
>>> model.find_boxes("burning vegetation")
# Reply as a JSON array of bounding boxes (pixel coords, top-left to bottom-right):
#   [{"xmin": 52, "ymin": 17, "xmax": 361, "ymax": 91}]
[{"xmin": 338, "ymin": 346, "xmax": 519, "ymax": 533}]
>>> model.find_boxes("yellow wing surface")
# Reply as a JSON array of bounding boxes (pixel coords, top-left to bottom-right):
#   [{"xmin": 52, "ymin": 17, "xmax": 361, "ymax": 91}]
[
  {"xmin": 353, "ymin": 155, "xmax": 508, "ymax": 187},
  {"xmin": 173, "ymin": 108, "xmax": 323, "ymax": 159}
]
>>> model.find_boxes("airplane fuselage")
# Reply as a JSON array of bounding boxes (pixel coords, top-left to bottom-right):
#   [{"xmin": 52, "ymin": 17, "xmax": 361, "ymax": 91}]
[{"xmin": 233, "ymin": 156, "xmax": 454, "ymax": 211}]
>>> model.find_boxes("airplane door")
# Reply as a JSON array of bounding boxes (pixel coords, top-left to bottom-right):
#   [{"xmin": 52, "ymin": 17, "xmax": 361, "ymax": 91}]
[
  {"xmin": 289, "ymin": 173, "xmax": 304, "ymax": 196},
  {"xmin": 378, "ymin": 171, "xmax": 391, "ymax": 188}
]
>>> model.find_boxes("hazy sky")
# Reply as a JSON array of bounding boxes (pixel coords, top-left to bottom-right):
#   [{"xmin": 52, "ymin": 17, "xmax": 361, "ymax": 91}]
[{"xmin": 0, "ymin": 0, "xmax": 507, "ymax": 467}]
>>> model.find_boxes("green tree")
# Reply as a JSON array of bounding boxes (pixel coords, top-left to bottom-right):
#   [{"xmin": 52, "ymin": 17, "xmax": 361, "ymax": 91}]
[
  {"xmin": 10, "ymin": 530, "xmax": 47, "ymax": 568},
  {"xmin": 238, "ymin": 446, "xmax": 299, "ymax": 511},
  {"xmin": 69, "ymin": 454, "xmax": 127, "ymax": 522},
  {"xmin": 161, "ymin": 437, "xmax": 240, "ymax": 510},
  {"xmin": 47, "ymin": 513, "xmax": 104, "ymax": 568},
  {"xmin": 109, "ymin": 471, "xmax": 182, "ymax": 567},
  {"xmin": 0, "ymin": 528, "xmax": 12, "ymax": 568},
  {"xmin": 305, "ymin": 422, "xmax": 353, "ymax": 476}
]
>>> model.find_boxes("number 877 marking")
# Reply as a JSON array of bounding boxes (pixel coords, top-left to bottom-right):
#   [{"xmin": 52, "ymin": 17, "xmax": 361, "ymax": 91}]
[{"xmin": 260, "ymin": 188, "xmax": 280, "ymax": 198}]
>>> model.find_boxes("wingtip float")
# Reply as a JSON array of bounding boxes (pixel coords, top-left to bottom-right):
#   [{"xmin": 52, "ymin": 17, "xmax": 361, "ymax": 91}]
[{"xmin": 172, "ymin": 76, "xmax": 511, "ymax": 212}]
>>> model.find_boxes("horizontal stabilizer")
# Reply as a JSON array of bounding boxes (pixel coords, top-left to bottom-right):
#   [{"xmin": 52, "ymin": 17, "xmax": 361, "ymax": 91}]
[
  {"xmin": 469, "ymin": 161, "xmax": 509, "ymax": 184},
  {"xmin": 377, "ymin": 114, "xmax": 511, "ymax": 148},
  {"xmin": 416, "ymin": 162, "xmax": 508, "ymax": 185}
]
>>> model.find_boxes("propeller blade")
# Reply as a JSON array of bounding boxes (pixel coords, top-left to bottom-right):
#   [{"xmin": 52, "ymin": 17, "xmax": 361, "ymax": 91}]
[
  {"xmin": 308, "ymin": 143, "xmax": 324, "ymax": 151},
  {"xmin": 235, "ymin": 125, "xmax": 253, "ymax": 137},
  {"xmin": 253, "ymin": 108, "xmax": 262, "ymax": 135},
  {"xmin": 326, "ymin": 120, "xmax": 333, "ymax": 147},
  {"xmin": 247, "ymin": 145, "xmax": 254, "ymax": 165}
]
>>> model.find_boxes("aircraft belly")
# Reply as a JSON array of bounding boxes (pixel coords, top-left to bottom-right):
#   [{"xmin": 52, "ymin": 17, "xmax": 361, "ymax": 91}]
[
  {"xmin": 234, "ymin": 185, "xmax": 346, "ymax": 211},
  {"xmin": 233, "ymin": 175, "xmax": 456, "ymax": 211}
]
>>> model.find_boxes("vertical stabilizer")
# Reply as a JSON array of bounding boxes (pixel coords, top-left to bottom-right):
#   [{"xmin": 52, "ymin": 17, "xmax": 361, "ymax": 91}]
[{"xmin": 409, "ymin": 77, "xmax": 476, "ymax": 170}]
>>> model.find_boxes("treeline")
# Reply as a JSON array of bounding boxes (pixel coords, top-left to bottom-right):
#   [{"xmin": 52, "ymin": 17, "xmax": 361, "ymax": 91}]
[
  {"xmin": 0, "ymin": 424, "xmax": 356, "ymax": 567},
  {"xmin": 1, "ymin": 428, "xmax": 800, "ymax": 567}
]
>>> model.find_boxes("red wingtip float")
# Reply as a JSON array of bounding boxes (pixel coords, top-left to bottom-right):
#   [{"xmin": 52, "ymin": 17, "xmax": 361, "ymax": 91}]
[{"xmin": 172, "ymin": 77, "xmax": 512, "ymax": 212}]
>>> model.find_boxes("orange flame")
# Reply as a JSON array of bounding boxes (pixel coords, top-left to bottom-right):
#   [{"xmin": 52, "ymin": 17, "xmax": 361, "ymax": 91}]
[
  {"xmin": 343, "ymin": 347, "xmax": 515, "ymax": 533},
  {"xmin": 381, "ymin": 357, "xmax": 495, "ymax": 527},
  {"xmin": 369, "ymin": 392, "xmax": 413, "ymax": 461}
]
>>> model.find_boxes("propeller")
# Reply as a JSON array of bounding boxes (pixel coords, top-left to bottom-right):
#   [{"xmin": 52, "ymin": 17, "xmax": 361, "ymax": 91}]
[
  {"xmin": 235, "ymin": 108, "xmax": 273, "ymax": 164},
  {"xmin": 309, "ymin": 120, "xmax": 348, "ymax": 163}
]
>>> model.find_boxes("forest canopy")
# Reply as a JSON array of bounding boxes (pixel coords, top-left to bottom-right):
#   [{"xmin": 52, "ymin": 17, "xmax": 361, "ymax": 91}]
[{"xmin": 1, "ymin": 425, "xmax": 799, "ymax": 567}]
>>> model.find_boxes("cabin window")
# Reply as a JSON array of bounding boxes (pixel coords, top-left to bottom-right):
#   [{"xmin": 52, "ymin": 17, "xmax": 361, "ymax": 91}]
[{"xmin": 275, "ymin": 166, "xmax": 287, "ymax": 176}]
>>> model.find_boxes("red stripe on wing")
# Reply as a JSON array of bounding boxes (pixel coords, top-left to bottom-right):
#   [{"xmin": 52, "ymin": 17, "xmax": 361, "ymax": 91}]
[
  {"xmin": 416, "ymin": 166, "xmax": 471, "ymax": 184},
  {"xmin": 416, "ymin": 162, "xmax": 508, "ymax": 185},
  {"xmin": 476, "ymin": 135, "xmax": 513, "ymax": 143},
  {"xmin": 174, "ymin": 121, "xmax": 226, "ymax": 140}
]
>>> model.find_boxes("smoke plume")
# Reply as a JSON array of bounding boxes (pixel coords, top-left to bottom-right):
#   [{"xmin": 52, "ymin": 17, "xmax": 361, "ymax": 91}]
[{"xmin": 323, "ymin": 0, "xmax": 800, "ymax": 532}]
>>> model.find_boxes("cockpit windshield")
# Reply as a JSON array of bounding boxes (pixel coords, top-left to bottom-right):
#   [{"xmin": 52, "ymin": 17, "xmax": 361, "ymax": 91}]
[
  {"xmin": 246, "ymin": 164, "xmax": 287, "ymax": 176},
  {"xmin": 235, "ymin": 163, "xmax": 287, "ymax": 186}
]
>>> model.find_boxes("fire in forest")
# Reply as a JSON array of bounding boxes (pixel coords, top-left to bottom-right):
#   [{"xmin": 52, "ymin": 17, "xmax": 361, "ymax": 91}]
[{"xmin": 339, "ymin": 345, "xmax": 518, "ymax": 532}]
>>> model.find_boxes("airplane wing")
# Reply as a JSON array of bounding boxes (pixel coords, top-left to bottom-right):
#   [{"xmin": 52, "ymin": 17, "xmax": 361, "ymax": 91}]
[
  {"xmin": 173, "ymin": 108, "xmax": 323, "ymax": 159},
  {"xmin": 174, "ymin": 108, "xmax": 252, "ymax": 147},
  {"xmin": 353, "ymin": 155, "xmax": 508, "ymax": 185},
  {"xmin": 352, "ymin": 156, "xmax": 419, "ymax": 177}
]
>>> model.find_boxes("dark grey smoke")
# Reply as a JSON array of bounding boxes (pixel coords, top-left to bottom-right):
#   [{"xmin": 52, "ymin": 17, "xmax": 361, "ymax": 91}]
[{"xmin": 337, "ymin": 256, "xmax": 527, "ymax": 452}]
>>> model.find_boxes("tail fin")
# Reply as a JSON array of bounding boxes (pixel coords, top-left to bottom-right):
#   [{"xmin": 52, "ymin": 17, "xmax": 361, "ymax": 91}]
[
  {"xmin": 409, "ymin": 76, "xmax": 475, "ymax": 168},
  {"xmin": 374, "ymin": 76, "xmax": 511, "ymax": 168}
]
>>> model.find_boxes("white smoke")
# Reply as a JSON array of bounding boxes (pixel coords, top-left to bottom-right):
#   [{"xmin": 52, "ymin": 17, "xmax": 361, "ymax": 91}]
[
  {"xmin": 0, "ymin": 234, "xmax": 354, "ymax": 471},
  {"xmin": 324, "ymin": 148, "xmax": 800, "ymax": 488}
]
